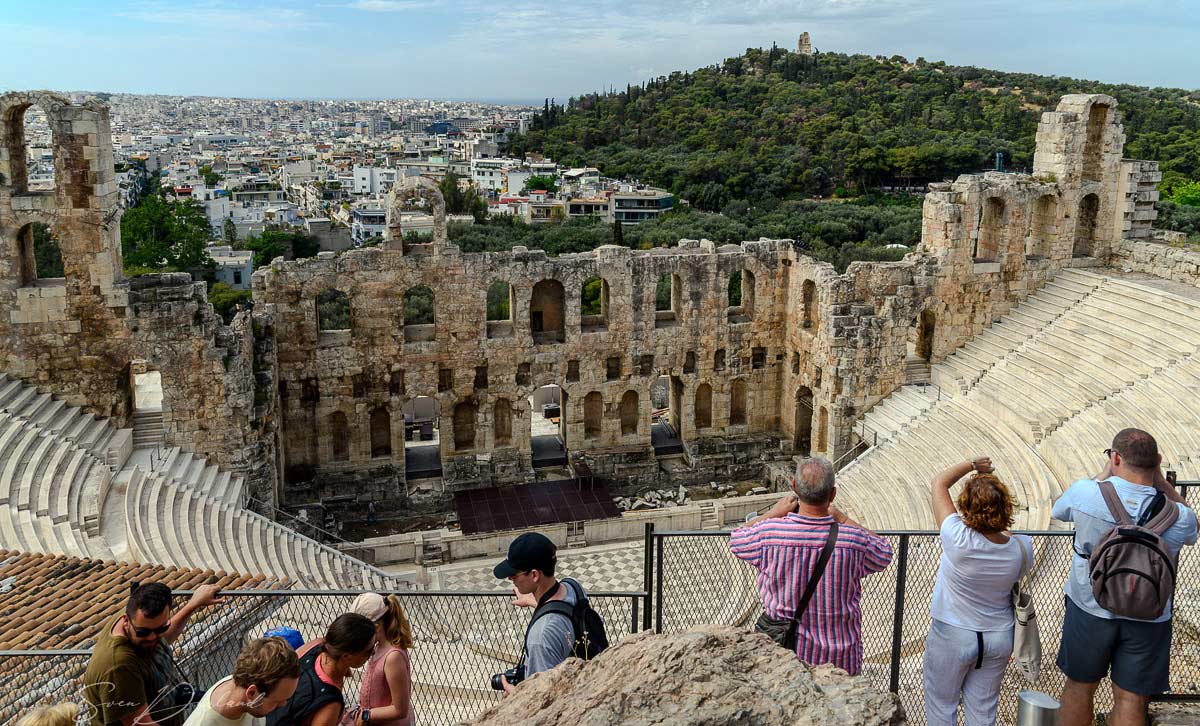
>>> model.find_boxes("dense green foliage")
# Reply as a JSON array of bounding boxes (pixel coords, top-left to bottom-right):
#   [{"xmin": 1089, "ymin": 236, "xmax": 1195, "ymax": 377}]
[
  {"xmin": 486, "ymin": 281, "xmax": 510, "ymax": 320},
  {"xmin": 238, "ymin": 227, "xmax": 320, "ymax": 267},
  {"xmin": 438, "ymin": 171, "xmax": 488, "ymax": 222},
  {"xmin": 120, "ymin": 180, "xmax": 214, "ymax": 274},
  {"xmin": 199, "ymin": 164, "xmax": 221, "ymax": 187},
  {"xmin": 403, "ymin": 286, "xmax": 435, "ymax": 325},
  {"xmin": 508, "ymin": 48, "xmax": 1200, "ymax": 211},
  {"xmin": 581, "ymin": 277, "xmax": 604, "ymax": 315},
  {"xmin": 1171, "ymin": 181, "xmax": 1200, "ymax": 207},
  {"xmin": 523, "ymin": 175, "xmax": 558, "ymax": 194},
  {"xmin": 316, "ymin": 289, "xmax": 350, "ymax": 330},
  {"xmin": 450, "ymin": 198, "xmax": 919, "ymax": 272},
  {"xmin": 1156, "ymin": 202, "xmax": 1200, "ymax": 244},
  {"xmin": 209, "ymin": 282, "xmax": 251, "ymax": 323},
  {"xmin": 31, "ymin": 223, "xmax": 64, "ymax": 278}
]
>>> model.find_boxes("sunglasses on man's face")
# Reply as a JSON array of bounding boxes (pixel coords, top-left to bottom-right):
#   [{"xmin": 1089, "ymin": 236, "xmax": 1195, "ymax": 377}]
[{"xmin": 131, "ymin": 623, "xmax": 170, "ymax": 638}]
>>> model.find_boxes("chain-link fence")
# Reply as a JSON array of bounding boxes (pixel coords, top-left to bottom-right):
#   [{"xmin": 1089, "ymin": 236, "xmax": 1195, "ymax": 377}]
[
  {"xmin": 2, "ymin": 590, "xmax": 643, "ymax": 726},
  {"xmin": 652, "ymin": 529, "xmax": 1200, "ymax": 725}
]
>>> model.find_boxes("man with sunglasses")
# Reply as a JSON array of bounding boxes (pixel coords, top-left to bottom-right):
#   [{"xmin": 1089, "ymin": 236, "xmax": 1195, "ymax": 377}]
[{"xmin": 82, "ymin": 582, "xmax": 225, "ymax": 726}]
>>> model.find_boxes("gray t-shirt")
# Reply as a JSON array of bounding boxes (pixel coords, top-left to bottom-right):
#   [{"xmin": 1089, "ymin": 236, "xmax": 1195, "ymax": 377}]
[{"xmin": 524, "ymin": 581, "xmax": 582, "ymax": 677}]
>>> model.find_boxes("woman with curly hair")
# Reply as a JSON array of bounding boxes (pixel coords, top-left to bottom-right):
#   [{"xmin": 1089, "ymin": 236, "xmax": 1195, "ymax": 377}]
[{"xmin": 923, "ymin": 457, "xmax": 1032, "ymax": 726}]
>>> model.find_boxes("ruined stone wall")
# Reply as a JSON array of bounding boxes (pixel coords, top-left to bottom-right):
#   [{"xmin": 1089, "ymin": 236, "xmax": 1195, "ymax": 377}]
[
  {"xmin": 0, "ymin": 93, "xmax": 278, "ymax": 506},
  {"xmin": 1111, "ymin": 236, "xmax": 1200, "ymax": 287},
  {"xmin": 255, "ymin": 237, "xmax": 789, "ymax": 503}
]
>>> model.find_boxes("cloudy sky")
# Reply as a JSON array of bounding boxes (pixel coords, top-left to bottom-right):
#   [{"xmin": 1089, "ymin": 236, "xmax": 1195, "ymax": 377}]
[{"xmin": 1, "ymin": 0, "xmax": 1196, "ymax": 103}]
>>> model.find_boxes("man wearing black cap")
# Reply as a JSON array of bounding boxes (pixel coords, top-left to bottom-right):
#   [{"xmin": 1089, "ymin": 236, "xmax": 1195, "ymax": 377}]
[{"xmin": 493, "ymin": 531, "xmax": 585, "ymax": 692}]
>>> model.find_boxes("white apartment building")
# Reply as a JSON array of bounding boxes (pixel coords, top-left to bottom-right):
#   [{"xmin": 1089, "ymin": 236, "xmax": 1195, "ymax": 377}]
[
  {"xmin": 207, "ymin": 245, "xmax": 254, "ymax": 289},
  {"xmin": 471, "ymin": 158, "xmax": 509, "ymax": 192},
  {"xmin": 353, "ymin": 165, "xmax": 399, "ymax": 195}
]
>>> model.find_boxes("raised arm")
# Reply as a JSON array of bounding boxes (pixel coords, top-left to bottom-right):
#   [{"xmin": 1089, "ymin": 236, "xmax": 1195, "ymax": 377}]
[{"xmin": 931, "ymin": 458, "xmax": 992, "ymax": 526}]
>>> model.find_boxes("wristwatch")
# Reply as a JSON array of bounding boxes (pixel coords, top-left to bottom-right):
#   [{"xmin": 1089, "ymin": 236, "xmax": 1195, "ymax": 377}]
[{"xmin": 362, "ymin": 710, "xmax": 371, "ymax": 722}]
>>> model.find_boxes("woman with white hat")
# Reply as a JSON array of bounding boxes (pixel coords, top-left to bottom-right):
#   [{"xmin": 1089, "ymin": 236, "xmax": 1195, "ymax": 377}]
[{"xmin": 342, "ymin": 593, "xmax": 415, "ymax": 726}]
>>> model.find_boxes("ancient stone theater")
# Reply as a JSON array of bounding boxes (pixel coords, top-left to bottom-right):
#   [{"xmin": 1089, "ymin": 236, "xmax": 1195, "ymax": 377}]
[{"xmin": 1, "ymin": 89, "xmax": 1196, "ymax": 575}]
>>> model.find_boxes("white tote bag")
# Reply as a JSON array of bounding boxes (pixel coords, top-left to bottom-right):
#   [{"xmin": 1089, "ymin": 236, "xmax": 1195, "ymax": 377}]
[{"xmin": 1011, "ymin": 536, "xmax": 1042, "ymax": 683}]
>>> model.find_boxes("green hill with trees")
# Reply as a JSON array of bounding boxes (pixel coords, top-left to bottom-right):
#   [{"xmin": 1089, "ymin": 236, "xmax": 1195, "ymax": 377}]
[{"xmin": 507, "ymin": 47, "xmax": 1200, "ymax": 211}]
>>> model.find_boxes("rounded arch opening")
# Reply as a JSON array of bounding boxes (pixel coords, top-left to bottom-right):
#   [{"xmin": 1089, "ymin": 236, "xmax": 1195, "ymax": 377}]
[
  {"xmin": 583, "ymin": 391, "xmax": 604, "ymax": 440},
  {"xmin": 619, "ymin": 390, "xmax": 640, "ymax": 436},
  {"xmin": 730, "ymin": 379, "xmax": 748, "ymax": 426},
  {"xmin": 1073, "ymin": 193, "xmax": 1100, "ymax": 258},
  {"xmin": 794, "ymin": 386, "xmax": 813, "ymax": 454}
]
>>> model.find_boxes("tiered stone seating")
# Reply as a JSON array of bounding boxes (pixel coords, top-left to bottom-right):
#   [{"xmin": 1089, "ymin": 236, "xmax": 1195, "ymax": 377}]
[
  {"xmin": 860, "ymin": 386, "xmax": 939, "ymax": 444},
  {"xmin": 124, "ymin": 468, "xmax": 406, "ymax": 590},
  {"xmin": 840, "ymin": 269, "xmax": 1200, "ymax": 531},
  {"xmin": 0, "ymin": 374, "xmax": 132, "ymax": 469},
  {"xmin": 0, "ymin": 413, "xmax": 114, "ymax": 559},
  {"xmin": 931, "ymin": 274, "xmax": 1100, "ymax": 393},
  {"xmin": 153, "ymin": 446, "xmax": 244, "ymax": 506}
]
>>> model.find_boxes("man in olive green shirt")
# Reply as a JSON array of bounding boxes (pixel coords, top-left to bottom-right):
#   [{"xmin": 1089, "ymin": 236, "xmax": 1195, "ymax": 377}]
[{"xmin": 82, "ymin": 582, "xmax": 224, "ymax": 726}]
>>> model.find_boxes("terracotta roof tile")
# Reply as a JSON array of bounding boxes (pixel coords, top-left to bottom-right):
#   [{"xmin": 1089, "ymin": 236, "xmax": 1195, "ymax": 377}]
[{"xmin": 0, "ymin": 549, "xmax": 284, "ymax": 651}]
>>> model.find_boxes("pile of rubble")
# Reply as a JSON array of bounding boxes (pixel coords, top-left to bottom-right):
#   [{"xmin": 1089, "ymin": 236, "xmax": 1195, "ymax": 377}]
[{"xmin": 614, "ymin": 483, "xmax": 772, "ymax": 512}]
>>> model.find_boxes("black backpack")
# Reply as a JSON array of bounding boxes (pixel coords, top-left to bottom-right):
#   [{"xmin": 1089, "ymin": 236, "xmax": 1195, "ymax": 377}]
[{"xmin": 528, "ymin": 577, "xmax": 609, "ymax": 660}]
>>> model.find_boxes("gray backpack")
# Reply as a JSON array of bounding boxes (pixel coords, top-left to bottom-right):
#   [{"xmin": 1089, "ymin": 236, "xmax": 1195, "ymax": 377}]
[{"xmin": 1088, "ymin": 481, "xmax": 1179, "ymax": 620}]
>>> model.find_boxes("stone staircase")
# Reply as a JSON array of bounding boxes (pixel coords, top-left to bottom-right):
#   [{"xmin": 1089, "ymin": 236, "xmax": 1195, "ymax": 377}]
[
  {"xmin": 131, "ymin": 410, "xmax": 165, "ymax": 449},
  {"xmin": 904, "ymin": 357, "xmax": 931, "ymax": 384}
]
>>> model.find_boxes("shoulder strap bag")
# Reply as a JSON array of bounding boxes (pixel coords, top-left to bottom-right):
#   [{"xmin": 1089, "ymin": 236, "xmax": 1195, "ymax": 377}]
[
  {"xmin": 754, "ymin": 522, "xmax": 839, "ymax": 652},
  {"xmin": 1010, "ymin": 536, "xmax": 1042, "ymax": 683}
]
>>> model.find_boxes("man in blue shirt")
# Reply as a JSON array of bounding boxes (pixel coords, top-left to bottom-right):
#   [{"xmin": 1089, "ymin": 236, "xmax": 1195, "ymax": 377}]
[{"xmin": 1052, "ymin": 428, "xmax": 1198, "ymax": 726}]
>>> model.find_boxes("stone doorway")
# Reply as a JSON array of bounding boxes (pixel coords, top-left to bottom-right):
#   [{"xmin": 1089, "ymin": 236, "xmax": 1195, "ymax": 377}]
[
  {"xmin": 794, "ymin": 386, "xmax": 813, "ymax": 455},
  {"xmin": 402, "ymin": 396, "xmax": 441, "ymax": 479},
  {"xmin": 651, "ymin": 375, "xmax": 683, "ymax": 455},
  {"xmin": 529, "ymin": 384, "xmax": 567, "ymax": 468}
]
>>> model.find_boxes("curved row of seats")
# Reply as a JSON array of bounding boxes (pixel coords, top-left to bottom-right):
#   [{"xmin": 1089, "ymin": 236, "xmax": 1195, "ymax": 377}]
[
  {"xmin": 0, "ymin": 412, "xmax": 114, "ymax": 559},
  {"xmin": 124, "ymin": 468, "xmax": 406, "ymax": 590},
  {"xmin": 845, "ymin": 269, "xmax": 1200, "ymax": 531},
  {"xmin": 0, "ymin": 374, "xmax": 131, "ymax": 468}
]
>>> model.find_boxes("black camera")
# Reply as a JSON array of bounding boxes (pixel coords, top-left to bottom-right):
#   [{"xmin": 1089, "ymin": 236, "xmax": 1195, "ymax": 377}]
[{"xmin": 490, "ymin": 665, "xmax": 525, "ymax": 691}]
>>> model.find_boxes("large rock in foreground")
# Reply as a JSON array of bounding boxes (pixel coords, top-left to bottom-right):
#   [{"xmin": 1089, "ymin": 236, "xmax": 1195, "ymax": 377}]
[{"xmin": 469, "ymin": 625, "xmax": 906, "ymax": 725}]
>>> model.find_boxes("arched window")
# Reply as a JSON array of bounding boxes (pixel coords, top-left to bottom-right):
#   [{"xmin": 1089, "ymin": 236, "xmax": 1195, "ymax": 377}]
[
  {"xmin": 330, "ymin": 411, "xmax": 350, "ymax": 462},
  {"xmin": 619, "ymin": 391, "xmax": 639, "ymax": 436},
  {"xmin": 1074, "ymin": 194, "xmax": 1100, "ymax": 258},
  {"xmin": 5, "ymin": 103, "xmax": 56, "ymax": 194},
  {"xmin": 370, "ymin": 407, "xmax": 391, "ymax": 458},
  {"xmin": 403, "ymin": 285, "xmax": 435, "ymax": 342},
  {"xmin": 494, "ymin": 398, "xmax": 512, "ymax": 446},
  {"xmin": 316, "ymin": 289, "xmax": 351, "ymax": 332},
  {"xmin": 694, "ymin": 383, "xmax": 712, "ymax": 429},
  {"xmin": 802, "ymin": 280, "xmax": 817, "ymax": 329},
  {"xmin": 530, "ymin": 279, "xmax": 565, "ymax": 344},
  {"xmin": 730, "ymin": 379, "xmax": 747, "ymax": 426},
  {"xmin": 583, "ymin": 392, "xmax": 603, "ymax": 440},
  {"xmin": 1029, "ymin": 195, "xmax": 1057, "ymax": 259},
  {"xmin": 581, "ymin": 276, "xmax": 609, "ymax": 332},
  {"xmin": 975, "ymin": 198, "xmax": 1005, "ymax": 262},
  {"xmin": 453, "ymin": 401, "xmax": 477, "ymax": 451}
]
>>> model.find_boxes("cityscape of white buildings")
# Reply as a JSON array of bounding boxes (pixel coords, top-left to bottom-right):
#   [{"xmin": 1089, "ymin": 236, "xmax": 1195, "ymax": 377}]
[{"xmin": 22, "ymin": 92, "xmax": 676, "ymax": 289}]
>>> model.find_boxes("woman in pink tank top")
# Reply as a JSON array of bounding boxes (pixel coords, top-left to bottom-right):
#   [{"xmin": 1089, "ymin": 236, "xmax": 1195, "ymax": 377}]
[{"xmin": 342, "ymin": 593, "xmax": 415, "ymax": 726}]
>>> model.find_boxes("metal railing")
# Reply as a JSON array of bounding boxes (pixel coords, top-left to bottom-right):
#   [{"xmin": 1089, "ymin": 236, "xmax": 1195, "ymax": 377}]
[
  {"xmin": 0, "ymin": 589, "xmax": 647, "ymax": 726},
  {"xmin": 648, "ymin": 527, "xmax": 1200, "ymax": 725}
]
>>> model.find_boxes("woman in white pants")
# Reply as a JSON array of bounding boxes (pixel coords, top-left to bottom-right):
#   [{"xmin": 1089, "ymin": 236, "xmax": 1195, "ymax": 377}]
[{"xmin": 923, "ymin": 457, "xmax": 1031, "ymax": 726}]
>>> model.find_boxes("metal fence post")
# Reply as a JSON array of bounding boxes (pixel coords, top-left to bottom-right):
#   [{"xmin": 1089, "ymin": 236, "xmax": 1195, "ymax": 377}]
[
  {"xmin": 643, "ymin": 522, "xmax": 654, "ymax": 633},
  {"xmin": 655, "ymin": 530, "xmax": 665, "ymax": 633},
  {"xmin": 888, "ymin": 534, "xmax": 910, "ymax": 694}
]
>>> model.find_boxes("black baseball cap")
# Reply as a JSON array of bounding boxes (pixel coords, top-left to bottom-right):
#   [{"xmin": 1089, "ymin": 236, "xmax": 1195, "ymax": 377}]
[{"xmin": 493, "ymin": 532, "xmax": 557, "ymax": 579}]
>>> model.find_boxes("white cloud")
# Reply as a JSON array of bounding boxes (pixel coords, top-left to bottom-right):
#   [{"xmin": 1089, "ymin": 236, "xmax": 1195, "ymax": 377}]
[{"xmin": 120, "ymin": 1, "xmax": 325, "ymax": 32}]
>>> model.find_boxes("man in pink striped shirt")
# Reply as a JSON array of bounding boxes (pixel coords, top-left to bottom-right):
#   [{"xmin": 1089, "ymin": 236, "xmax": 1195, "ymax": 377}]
[{"xmin": 730, "ymin": 457, "xmax": 893, "ymax": 674}]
